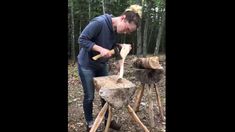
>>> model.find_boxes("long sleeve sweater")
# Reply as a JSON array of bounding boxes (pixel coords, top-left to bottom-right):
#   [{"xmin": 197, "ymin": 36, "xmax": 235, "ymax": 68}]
[{"xmin": 78, "ymin": 14, "xmax": 117, "ymax": 67}]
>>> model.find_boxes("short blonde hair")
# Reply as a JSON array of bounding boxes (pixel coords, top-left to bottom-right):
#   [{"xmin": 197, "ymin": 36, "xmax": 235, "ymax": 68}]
[
  {"xmin": 125, "ymin": 4, "xmax": 142, "ymax": 18},
  {"xmin": 122, "ymin": 4, "xmax": 142, "ymax": 27}
]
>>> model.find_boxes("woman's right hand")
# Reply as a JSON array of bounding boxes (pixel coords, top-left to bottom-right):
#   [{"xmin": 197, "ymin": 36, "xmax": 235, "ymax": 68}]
[{"xmin": 100, "ymin": 47, "xmax": 112, "ymax": 58}]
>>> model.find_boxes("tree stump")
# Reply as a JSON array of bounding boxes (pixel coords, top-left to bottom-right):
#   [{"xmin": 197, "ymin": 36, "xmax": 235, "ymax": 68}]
[
  {"xmin": 91, "ymin": 75, "xmax": 150, "ymax": 132},
  {"xmin": 93, "ymin": 75, "xmax": 136, "ymax": 109}
]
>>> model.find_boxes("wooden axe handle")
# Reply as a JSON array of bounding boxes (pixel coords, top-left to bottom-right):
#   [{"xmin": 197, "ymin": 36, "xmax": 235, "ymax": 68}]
[{"xmin": 92, "ymin": 49, "xmax": 115, "ymax": 60}]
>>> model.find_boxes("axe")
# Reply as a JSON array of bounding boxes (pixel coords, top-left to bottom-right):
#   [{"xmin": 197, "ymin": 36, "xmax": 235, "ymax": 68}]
[{"xmin": 92, "ymin": 46, "xmax": 122, "ymax": 60}]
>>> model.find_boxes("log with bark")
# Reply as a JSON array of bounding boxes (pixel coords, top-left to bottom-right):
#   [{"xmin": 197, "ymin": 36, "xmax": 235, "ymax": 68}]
[
  {"xmin": 133, "ymin": 56, "xmax": 163, "ymax": 69},
  {"xmin": 133, "ymin": 56, "xmax": 164, "ymax": 84},
  {"xmin": 134, "ymin": 68, "xmax": 164, "ymax": 84}
]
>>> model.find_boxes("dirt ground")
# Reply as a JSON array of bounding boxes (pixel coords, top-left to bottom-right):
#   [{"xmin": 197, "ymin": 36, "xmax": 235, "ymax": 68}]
[{"xmin": 68, "ymin": 55, "xmax": 166, "ymax": 132}]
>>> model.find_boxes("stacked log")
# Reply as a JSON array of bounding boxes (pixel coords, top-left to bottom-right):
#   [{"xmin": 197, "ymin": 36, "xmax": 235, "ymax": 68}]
[{"xmin": 133, "ymin": 56, "xmax": 164, "ymax": 84}]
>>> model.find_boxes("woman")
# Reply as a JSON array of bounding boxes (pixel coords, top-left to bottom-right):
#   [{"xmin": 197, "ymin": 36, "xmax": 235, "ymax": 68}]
[{"xmin": 77, "ymin": 4, "xmax": 142, "ymax": 131}]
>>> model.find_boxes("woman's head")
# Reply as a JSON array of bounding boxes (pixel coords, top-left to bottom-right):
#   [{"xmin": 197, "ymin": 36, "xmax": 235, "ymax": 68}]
[{"xmin": 115, "ymin": 4, "xmax": 142, "ymax": 34}]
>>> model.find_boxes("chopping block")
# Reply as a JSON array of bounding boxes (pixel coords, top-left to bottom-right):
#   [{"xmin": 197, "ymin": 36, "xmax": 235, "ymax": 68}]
[
  {"xmin": 90, "ymin": 75, "xmax": 149, "ymax": 132},
  {"xmin": 94, "ymin": 75, "xmax": 136, "ymax": 109}
]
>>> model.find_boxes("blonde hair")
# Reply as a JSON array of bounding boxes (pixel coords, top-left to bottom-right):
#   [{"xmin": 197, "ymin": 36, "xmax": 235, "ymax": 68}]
[
  {"xmin": 122, "ymin": 4, "xmax": 142, "ymax": 27},
  {"xmin": 125, "ymin": 4, "xmax": 142, "ymax": 18}
]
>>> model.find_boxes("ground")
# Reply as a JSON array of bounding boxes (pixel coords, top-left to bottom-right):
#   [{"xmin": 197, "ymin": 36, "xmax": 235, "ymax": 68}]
[{"xmin": 68, "ymin": 55, "xmax": 166, "ymax": 132}]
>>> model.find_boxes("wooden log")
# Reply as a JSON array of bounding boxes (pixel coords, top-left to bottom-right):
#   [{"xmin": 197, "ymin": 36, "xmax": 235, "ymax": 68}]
[
  {"xmin": 147, "ymin": 84, "xmax": 155, "ymax": 128},
  {"xmin": 134, "ymin": 68, "xmax": 164, "ymax": 84},
  {"xmin": 104, "ymin": 105, "xmax": 112, "ymax": 132},
  {"xmin": 133, "ymin": 56, "xmax": 163, "ymax": 69},
  {"xmin": 93, "ymin": 75, "xmax": 136, "ymax": 109},
  {"xmin": 117, "ymin": 44, "xmax": 132, "ymax": 82},
  {"xmin": 127, "ymin": 105, "xmax": 150, "ymax": 132},
  {"xmin": 89, "ymin": 102, "xmax": 108, "ymax": 132},
  {"xmin": 133, "ymin": 83, "xmax": 144, "ymax": 112},
  {"xmin": 155, "ymin": 84, "xmax": 165, "ymax": 121}
]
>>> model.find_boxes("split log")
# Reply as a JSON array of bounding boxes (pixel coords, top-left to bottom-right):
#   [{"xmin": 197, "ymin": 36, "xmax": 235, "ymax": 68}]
[
  {"xmin": 127, "ymin": 105, "xmax": 150, "ymax": 132},
  {"xmin": 104, "ymin": 105, "xmax": 112, "ymax": 132},
  {"xmin": 147, "ymin": 84, "xmax": 155, "ymax": 128},
  {"xmin": 133, "ymin": 56, "xmax": 163, "ymax": 69},
  {"xmin": 93, "ymin": 75, "xmax": 136, "ymax": 109},
  {"xmin": 117, "ymin": 44, "xmax": 132, "ymax": 82},
  {"xmin": 89, "ymin": 102, "xmax": 108, "ymax": 132},
  {"xmin": 133, "ymin": 83, "xmax": 144, "ymax": 112},
  {"xmin": 155, "ymin": 84, "xmax": 165, "ymax": 121}
]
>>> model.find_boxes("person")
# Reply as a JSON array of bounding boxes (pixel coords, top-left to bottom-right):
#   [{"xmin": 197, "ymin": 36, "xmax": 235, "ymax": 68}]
[{"xmin": 77, "ymin": 4, "xmax": 142, "ymax": 131}]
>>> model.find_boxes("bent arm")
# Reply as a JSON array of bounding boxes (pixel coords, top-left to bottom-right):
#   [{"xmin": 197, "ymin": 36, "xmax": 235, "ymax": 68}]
[{"xmin": 78, "ymin": 20, "xmax": 102, "ymax": 52}]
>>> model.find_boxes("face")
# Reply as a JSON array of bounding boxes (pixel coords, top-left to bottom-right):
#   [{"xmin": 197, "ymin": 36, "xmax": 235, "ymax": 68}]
[{"xmin": 116, "ymin": 16, "xmax": 137, "ymax": 34}]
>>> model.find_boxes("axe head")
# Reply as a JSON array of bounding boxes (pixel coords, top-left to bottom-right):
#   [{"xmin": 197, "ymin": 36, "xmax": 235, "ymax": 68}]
[{"xmin": 113, "ymin": 46, "xmax": 122, "ymax": 60}]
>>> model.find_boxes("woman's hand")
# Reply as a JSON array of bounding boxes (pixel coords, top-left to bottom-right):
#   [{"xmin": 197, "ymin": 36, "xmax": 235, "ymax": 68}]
[
  {"xmin": 100, "ymin": 47, "xmax": 112, "ymax": 58},
  {"xmin": 92, "ymin": 44, "xmax": 112, "ymax": 58}
]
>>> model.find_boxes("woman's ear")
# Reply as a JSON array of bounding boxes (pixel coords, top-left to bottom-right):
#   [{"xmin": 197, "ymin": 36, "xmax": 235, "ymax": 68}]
[{"xmin": 121, "ymin": 15, "xmax": 126, "ymax": 20}]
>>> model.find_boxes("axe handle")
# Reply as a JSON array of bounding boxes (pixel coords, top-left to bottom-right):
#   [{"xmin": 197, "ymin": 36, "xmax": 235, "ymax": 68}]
[{"xmin": 92, "ymin": 49, "xmax": 115, "ymax": 60}]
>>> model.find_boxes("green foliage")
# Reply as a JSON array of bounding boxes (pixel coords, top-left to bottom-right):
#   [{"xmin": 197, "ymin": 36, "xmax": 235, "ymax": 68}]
[{"xmin": 68, "ymin": 0, "xmax": 166, "ymax": 60}]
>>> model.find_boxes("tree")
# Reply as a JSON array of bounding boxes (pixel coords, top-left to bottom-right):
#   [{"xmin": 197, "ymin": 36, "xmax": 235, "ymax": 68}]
[
  {"xmin": 102, "ymin": 0, "xmax": 106, "ymax": 14},
  {"xmin": 136, "ymin": 0, "xmax": 143, "ymax": 56},
  {"xmin": 154, "ymin": 11, "xmax": 165, "ymax": 55},
  {"xmin": 69, "ymin": 0, "xmax": 76, "ymax": 63}
]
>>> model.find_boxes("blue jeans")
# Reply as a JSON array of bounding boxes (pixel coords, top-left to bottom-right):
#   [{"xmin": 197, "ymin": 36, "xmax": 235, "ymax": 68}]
[{"xmin": 78, "ymin": 63, "xmax": 109, "ymax": 124}]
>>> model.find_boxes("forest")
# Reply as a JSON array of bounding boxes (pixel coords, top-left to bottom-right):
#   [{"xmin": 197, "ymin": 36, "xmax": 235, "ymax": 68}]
[
  {"xmin": 68, "ymin": 0, "xmax": 165, "ymax": 131},
  {"xmin": 68, "ymin": 0, "xmax": 165, "ymax": 62}
]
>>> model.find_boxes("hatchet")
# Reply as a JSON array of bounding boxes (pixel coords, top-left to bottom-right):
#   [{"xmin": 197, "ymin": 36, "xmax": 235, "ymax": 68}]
[{"xmin": 92, "ymin": 46, "xmax": 122, "ymax": 60}]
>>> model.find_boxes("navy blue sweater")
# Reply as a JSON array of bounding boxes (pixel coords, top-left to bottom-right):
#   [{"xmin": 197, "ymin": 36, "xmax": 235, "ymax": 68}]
[{"xmin": 78, "ymin": 14, "xmax": 117, "ymax": 67}]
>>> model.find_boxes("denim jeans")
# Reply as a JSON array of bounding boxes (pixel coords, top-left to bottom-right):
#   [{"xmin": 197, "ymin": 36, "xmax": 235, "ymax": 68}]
[{"xmin": 78, "ymin": 63, "xmax": 109, "ymax": 124}]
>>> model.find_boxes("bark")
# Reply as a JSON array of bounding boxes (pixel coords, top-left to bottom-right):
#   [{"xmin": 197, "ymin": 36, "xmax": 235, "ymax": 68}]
[
  {"xmin": 143, "ymin": 19, "xmax": 148, "ymax": 57},
  {"xmin": 134, "ymin": 68, "xmax": 164, "ymax": 84}
]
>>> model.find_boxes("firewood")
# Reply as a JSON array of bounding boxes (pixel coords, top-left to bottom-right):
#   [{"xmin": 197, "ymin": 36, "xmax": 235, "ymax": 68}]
[
  {"xmin": 133, "ymin": 84, "xmax": 145, "ymax": 112},
  {"xmin": 155, "ymin": 84, "xmax": 165, "ymax": 121},
  {"xmin": 89, "ymin": 102, "xmax": 108, "ymax": 132},
  {"xmin": 147, "ymin": 84, "xmax": 155, "ymax": 128},
  {"xmin": 104, "ymin": 105, "xmax": 112, "ymax": 132},
  {"xmin": 133, "ymin": 56, "xmax": 163, "ymax": 69},
  {"xmin": 117, "ymin": 44, "xmax": 132, "ymax": 82}
]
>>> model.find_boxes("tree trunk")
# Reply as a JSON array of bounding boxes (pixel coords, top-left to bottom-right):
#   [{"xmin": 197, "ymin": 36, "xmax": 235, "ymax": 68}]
[
  {"xmin": 147, "ymin": 21, "xmax": 153, "ymax": 47},
  {"xmin": 143, "ymin": 19, "xmax": 148, "ymax": 57},
  {"xmin": 102, "ymin": 0, "xmax": 105, "ymax": 14},
  {"xmin": 136, "ymin": 25, "xmax": 142, "ymax": 56},
  {"xmin": 136, "ymin": 0, "xmax": 142, "ymax": 56},
  {"xmin": 79, "ymin": 20, "xmax": 81, "ymax": 51},
  {"xmin": 154, "ymin": 11, "xmax": 165, "ymax": 55},
  {"xmin": 70, "ymin": 0, "xmax": 76, "ymax": 63},
  {"xmin": 142, "ymin": 0, "xmax": 149, "ymax": 57},
  {"xmin": 161, "ymin": 23, "xmax": 166, "ymax": 53},
  {"xmin": 88, "ymin": 0, "xmax": 91, "ymax": 20}
]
